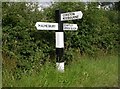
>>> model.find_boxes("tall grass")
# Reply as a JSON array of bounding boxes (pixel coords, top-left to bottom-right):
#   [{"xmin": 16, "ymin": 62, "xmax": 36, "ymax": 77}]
[{"xmin": 2, "ymin": 54, "xmax": 118, "ymax": 87}]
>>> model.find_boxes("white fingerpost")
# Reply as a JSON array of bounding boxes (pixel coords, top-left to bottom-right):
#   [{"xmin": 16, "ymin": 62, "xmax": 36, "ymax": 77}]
[
  {"xmin": 55, "ymin": 10, "xmax": 64, "ymax": 72},
  {"xmin": 35, "ymin": 9, "xmax": 83, "ymax": 72}
]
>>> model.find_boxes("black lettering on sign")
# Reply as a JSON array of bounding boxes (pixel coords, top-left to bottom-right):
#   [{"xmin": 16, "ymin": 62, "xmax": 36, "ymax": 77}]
[
  {"xmin": 73, "ymin": 15, "xmax": 78, "ymax": 19},
  {"xmin": 65, "ymin": 17, "xmax": 68, "ymax": 20},
  {"xmin": 66, "ymin": 27, "xmax": 70, "ymax": 29},
  {"xmin": 52, "ymin": 25, "xmax": 55, "ymax": 27},
  {"xmin": 64, "ymin": 17, "xmax": 66, "ymax": 20},
  {"xmin": 67, "ymin": 13, "xmax": 69, "ymax": 16},
  {"xmin": 45, "ymin": 25, "xmax": 48, "ymax": 27},
  {"xmin": 69, "ymin": 17, "xmax": 72, "ymax": 19},
  {"xmin": 69, "ymin": 13, "xmax": 74, "ymax": 16},
  {"xmin": 38, "ymin": 24, "xmax": 41, "ymax": 27},
  {"xmin": 48, "ymin": 25, "xmax": 51, "ymax": 27},
  {"xmin": 41, "ymin": 25, "xmax": 44, "ymax": 27},
  {"xmin": 72, "ymin": 13, "xmax": 75, "ymax": 15}
]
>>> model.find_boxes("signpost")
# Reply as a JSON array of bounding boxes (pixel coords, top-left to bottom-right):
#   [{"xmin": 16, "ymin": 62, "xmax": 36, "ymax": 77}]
[{"xmin": 35, "ymin": 10, "xmax": 83, "ymax": 72}]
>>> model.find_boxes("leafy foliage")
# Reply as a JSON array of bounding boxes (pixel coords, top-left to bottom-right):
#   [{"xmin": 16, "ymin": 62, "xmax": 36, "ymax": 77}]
[{"xmin": 2, "ymin": 2, "xmax": 119, "ymax": 79}]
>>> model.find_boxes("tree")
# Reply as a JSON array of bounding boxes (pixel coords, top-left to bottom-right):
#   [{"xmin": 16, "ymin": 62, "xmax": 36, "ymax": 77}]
[{"xmin": 2, "ymin": 2, "xmax": 47, "ymax": 77}]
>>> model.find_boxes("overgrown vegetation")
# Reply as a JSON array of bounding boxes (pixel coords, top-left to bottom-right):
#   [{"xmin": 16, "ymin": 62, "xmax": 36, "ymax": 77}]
[
  {"xmin": 3, "ymin": 54, "xmax": 118, "ymax": 87},
  {"xmin": 2, "ymin": 2, "xmax": 119, "ymax": 87}
]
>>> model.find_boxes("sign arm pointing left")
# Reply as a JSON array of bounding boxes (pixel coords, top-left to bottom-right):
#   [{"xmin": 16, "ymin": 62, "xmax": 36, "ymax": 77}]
[{"xmin": 35, "ymin": 22, "xmax": 58, "ymax": 30}]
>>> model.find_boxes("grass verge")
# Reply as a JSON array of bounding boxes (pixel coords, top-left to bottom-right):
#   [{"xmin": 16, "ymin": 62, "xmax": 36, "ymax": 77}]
[{"xmin": 2, "ymin": 54, "xmax": 118, "ymax": 87}]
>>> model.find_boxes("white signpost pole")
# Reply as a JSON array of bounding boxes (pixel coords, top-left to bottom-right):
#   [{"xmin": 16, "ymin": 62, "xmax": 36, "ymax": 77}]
[{"xmin": 55, "ymin": 10, "xmax": 64, "ymax": 72}]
